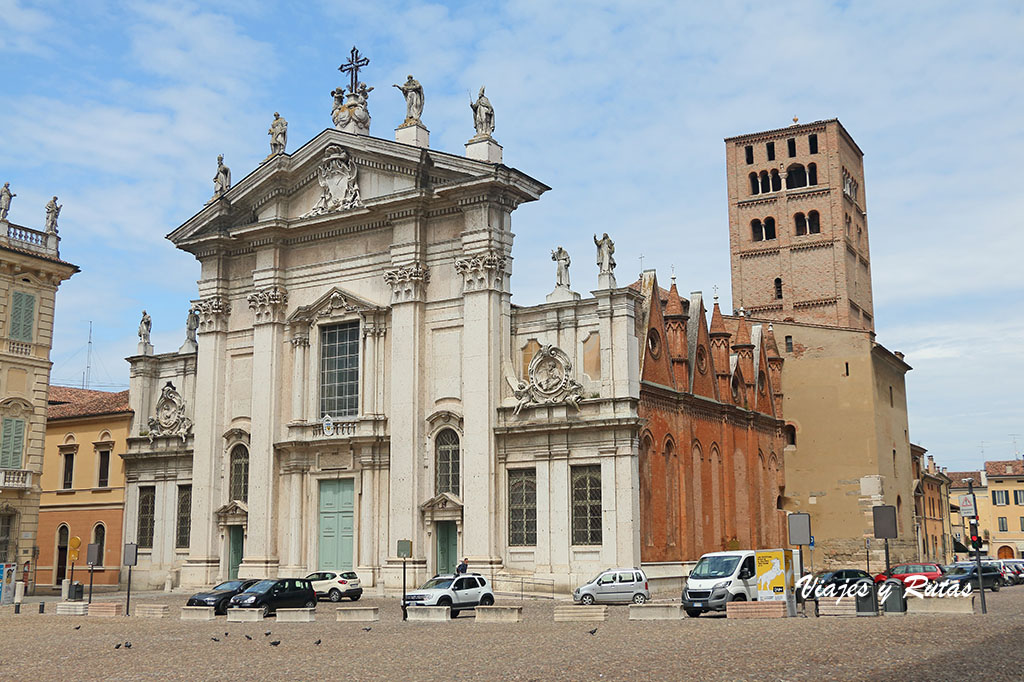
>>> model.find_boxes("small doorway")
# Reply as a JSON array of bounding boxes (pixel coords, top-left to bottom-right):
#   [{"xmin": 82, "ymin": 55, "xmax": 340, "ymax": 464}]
[
  {"xmin": 436, "ymin": 521, "xmax": 458, "ymax": 575},
  {"xmin": 56, "ymin": 525, "xmax": 69, "ymax": 583},
  {"xmin": 997, "ymin": 545, "xmax": 1014, "ymax": 560},
  {"xmin": 318, "ymin": 479, "xmax": 355, "ymax": 570},
  {"xmin": 228, "ymin": 526, "xmax": 244, "ymax": 579}
]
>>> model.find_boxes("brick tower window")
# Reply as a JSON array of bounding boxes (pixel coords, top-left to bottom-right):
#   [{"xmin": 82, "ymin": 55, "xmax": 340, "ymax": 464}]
[
  {"xmin": 749, "ymin": 172, "xmax": 759, "ymax": 195},
  {"xmin": 794, "ymin": 212, "xmax": 807, "ymax": 236},
  {"xmin": 786, "ymin": 164, "xmax": 807, "ymax": 189},
  {"xmin": 787, "ymin": 138, "xmax": 796, "ymax": 157},
  {"xmin": 745, "ymin": 145, "xmax": 754, "ymax": 164},
  {"xmin": 774, "ymin": 278, "xmax": 783, "ymax": 300},
  {"xmin": 770, "ymin": 169, "xmax": 781, "ymax": 192},
  {"xmin": 808, "ymin": 134, "xmax": 818, "ymax": 154},
  {"xmin": 808, "ymin": 211, "xmax": 820, "ymax": 234},
  {"xmin": 766, "ymin": 142, "xmax": 775, "ymax": 161},
  {"xmin": 764, "ymin": 217, "xmax": 776, "ymax": 240},
  {"xmin": 751, "ymin": 219, "xmax": 764, "ymax": 242},
  {"xmin": 808, "ymin": 162, "xmax": 818, "ymax": 185},
  {"xmin": 785, "ymin": 335, "xmax": 793, "ymax": 353},
  {"xmin": 760, "ymin": 171, "xmax": 770, "ymax": 193}
]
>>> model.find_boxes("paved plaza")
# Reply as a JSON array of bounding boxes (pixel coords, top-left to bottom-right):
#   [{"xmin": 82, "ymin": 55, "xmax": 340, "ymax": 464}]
[{"xmin": 1, "ymin": 589, "xmax": 1023, "ymax": 681}]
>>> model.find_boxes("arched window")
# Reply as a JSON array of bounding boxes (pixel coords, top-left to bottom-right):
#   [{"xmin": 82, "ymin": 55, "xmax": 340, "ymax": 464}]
[
  {"xmin": 435, "ymin": 429, "xmax": 460, "ymax": 495},
  {"xmin": 794, "ymin": 212, "xmax": 807, "ymax": 236},
  {"xmin": 664, "ymin": 439, "xmax": 678, "ymax": 547},
  {"xmin": 784, "ymin": 424, "xmax": 796, "ymax": 446},
  {"xmin": 749, "ymin": 172, "xmax": 759, "ymax": 195},
  {"xmin": 640, "ymin": 436, "xmax": 653, "ymax": 547},
  {"xmin": 808, "ymin": 210, "xmax": 820, "ymax": 234},
  {"xmin": 808, "ymin": 162, "xmax": 817, "ymax": 185},
  {"xmin": 760, "ymin": 171, "xmax": 770, "ymax": 194},
  {"xmin": 786, "ymin": 164, "xmax": 807, "ymax": 189},
  {"xmin": 229, "ymin": 445, "xmax": 249, "ymax": 503},
  {"xmin": 751, "ymin": 219, "xmax": 763, "ymax": 242},
  {"xmin": 774, "ymin": 277, "xmax": 783, "ymax": 300},
  {"xmin": 92, "ymin": 524, "xmax": 105, "ymax": 566},
  {"xmin": 56, "ymin": 524, "xmax": 69, "ymax": 582},
  {"xmin": 764, "ymin": 217, "xmax": 776, "ymax": 240},
  {"xmin": 770, "ymin": 169, "xmax": 781, "ymax": 192}
]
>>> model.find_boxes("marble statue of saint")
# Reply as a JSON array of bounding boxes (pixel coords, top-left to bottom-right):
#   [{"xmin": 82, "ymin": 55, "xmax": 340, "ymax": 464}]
[
  {"xmin": 185, "ymin": 308, "xmax": 199, "ymax": 342},
  {"xmin": 268, "ymin": 112, "xmax": 288, "ymax": 155},
  {"xmin": 393, "ymin": 75, "xmax": 424, "ymax": 124},
  {"xmin": 331, "ymin": 88, "xmax": 347, "ymax": 127},
  {"xmin": 213, "ymin": 155, "xmax": 231, "ymax": 195},
  {"xmin": 0, "ymin": 183, "xmax": 14, "ymax": 222},
  {"xmin": 551, "ymin": 246, "xmax": 571, "ymax": 287},
  {"xmin": 594, "ymin": 233, "xmax": 616, "ymax": 274},
  {"xmin": 139, "ymin": 310, "xmax": 152, "ymax": 344},
  {"xmin": 44, "ymin": 196, "xmax": 61, "ymax": 233},
  {"xmin": 470, "ymin": 86, "xmax": 495, "ymax": 137}
]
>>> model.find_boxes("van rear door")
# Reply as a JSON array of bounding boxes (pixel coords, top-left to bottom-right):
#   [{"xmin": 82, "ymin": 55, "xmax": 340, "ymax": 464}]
[{"xmin": 737, "ymin": 554, "xmax": 757, "ymax": 600}]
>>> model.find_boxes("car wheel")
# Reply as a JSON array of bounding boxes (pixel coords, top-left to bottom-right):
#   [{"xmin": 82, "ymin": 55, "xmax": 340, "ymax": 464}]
[
  {"xmin": 479, "ymin": 594, "xmax": 494, "ymax": 606},
  {"xmin": 218, "ymin": 600, "xmax": 229, "ymax": 616},
  {"xmin": 450, "ymin": 609, "xmax": 460, "ymax": 618},
  {"xmin": 350, "ymin": 594, "xmax": 361, "ymax": 602},
  {"xmin": 329, "ymin": 589, "xmax": 342, "ymax": 602},
  {"xmin": 685, "ymin": 608, "xmax": 702, "ymax": 618},
  {"xmin": 580, "ymin": 594, "xmax": 595, "ymax": 606},
  {"xmin": 304, "ymin": 599, "xmax": 316, "ymax": 609},
  {"xmin": 731, "ymin": 593, "xmax": 747, "ymax": 602},
  {"xmin": 992, "ymin": 582, "xmax": 1000, "ymax": 592},
  {"xmin": 632, "ymin": 593, "xmax": 647, "ymax": 605},
  {"xmin": 260, "ymin": 604, "xmax": 271, "ymax": 618}
]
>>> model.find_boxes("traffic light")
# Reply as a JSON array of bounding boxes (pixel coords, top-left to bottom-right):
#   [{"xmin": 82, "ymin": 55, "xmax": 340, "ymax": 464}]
[{"xmin": 969, "ymin": 520, "xmax": 982, "ymax": 550}]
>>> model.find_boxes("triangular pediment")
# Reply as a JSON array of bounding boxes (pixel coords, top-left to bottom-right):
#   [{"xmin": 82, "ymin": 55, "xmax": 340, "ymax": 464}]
[
  {"xmin": 288, "ymin": 286, "xmax": 387, "ymax": 326},
  {"xmin": 215, "ymin": 500, "xmax": 249, "ymax": 518},
  {"xmin": 420, "ymin": 492, "xmax": 463, "ymax": 512}
]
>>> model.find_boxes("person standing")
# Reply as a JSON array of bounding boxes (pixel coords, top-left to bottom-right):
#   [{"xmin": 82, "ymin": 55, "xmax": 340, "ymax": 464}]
[{"xmin": 456, "ymin": 558, "xmax": 468, "ymax": 575}]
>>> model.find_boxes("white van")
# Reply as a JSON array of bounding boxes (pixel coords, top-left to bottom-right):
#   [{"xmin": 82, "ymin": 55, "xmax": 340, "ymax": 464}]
[{"xmin": 681, "ymin": 550, "xmax": 758, "ymax": 617}]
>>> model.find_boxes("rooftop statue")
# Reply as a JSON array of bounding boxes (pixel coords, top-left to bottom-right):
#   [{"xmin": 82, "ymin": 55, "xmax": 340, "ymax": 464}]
[
  {"xmin": 213, "ymin": 155, "xmax": 231, "ymax": 195},
  {"xmin": 268, "ymin": 112, "xmax": 288, "ymax": 155},
  {"xmin": 470, "ymin": 86, "xmax": 495, "ymax": 138},
  {"xmin": 394, "ymin": 75, "xmax": 424, "ymax": 125},
  {"xmin": 44, "ymin": 196, "xmax": 61, "ymax": 233},
  {"xmin": 0, "ymin": 183, "xmax": 15, "ymax": 222}
]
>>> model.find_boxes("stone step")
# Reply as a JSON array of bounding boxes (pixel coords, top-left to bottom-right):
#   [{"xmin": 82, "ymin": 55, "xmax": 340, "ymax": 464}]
[
  {"xmin": 406, "ymin": 606, "xmax": 451, "ymax": 623},
  {"xmin": 87, "ymin": 602, "xmax": 124, "ymax": 617},
  {"xmin": 135, "ymin": 604, "xmax": 170, "ymax": 618},
  {"xmin": 554, "ymin": 605, "xmax": 608, "ymax": 622},
  {"xmin": 906, "ymin": 596, "xmax": 975, "ymax": 614},
  {"xmin": 55, "ymin": 602, "xmax": 88, "ymax": 616},
  {"xmin": 817, "ymin": 599, "xmax": 859, "ymax": 617},
  {"xmin": 475, "ymin": 605, "xmax": 523, "ymax": 623},
  {"xmin": 227, "ymin": 608, "xmax": 264, "ymax": 622},
  {"xmin": 276, "ymin": 608, "xmax": 316, "ymax": 623},
  {"xmin": 726, "ymin": 601, "xmax": 788, "ymax": 619},
  {"xmin": 629, "ymin": 603, "xmax": 682, "ymax": 620},
  {"xmin": 336, "ymin": 606, "xmax": 379, "ymax": 622},
  {"xmin": 180, "ymin": 606, "xmax": 216, "ymax": 621}
]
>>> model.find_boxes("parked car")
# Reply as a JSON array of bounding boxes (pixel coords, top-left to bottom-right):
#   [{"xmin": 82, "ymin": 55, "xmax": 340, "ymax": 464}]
[
  {"xmin": 811, "ymin": 569, "xmax": 873, "ymax": 597},
  {"xmin": 873, "ymin": 563, "xmax": 944, "ymax": 585},
  {"xmin": 403, "ymin": 573, "xmax": 494, "ymax": 617},
  {"xmin": 305, "ymin": 570, "xmax": 362, "ymax": 602},
  {"xmin": 682, "ymin": 551, "xmax": 757, "ymax": 617},
  {"xmin": 186, "ymin": 579, "xmax": 260, "ymax": 615},
  {"xmin": 983, "ymin": 561, "xmax": 1016, "ymax": 586},
  {"xmin": 228, "ymin": 578, "xmax": 317, "ymax": 617},
  {"xmin": 574, "ymin": 568, "xmax": 650, "ymax": 606},
  {"xmin": 936, "ymin": 564, "xmax": 1001, "ymax": 592}
]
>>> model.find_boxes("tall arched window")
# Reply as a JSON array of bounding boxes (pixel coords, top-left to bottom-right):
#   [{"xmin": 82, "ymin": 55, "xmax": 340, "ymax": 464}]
[
  {"xmin": 764, "ymin": 217, "xmax": 776, "ymax": 240},
  {"xmin": 794, "ymin": 212, "xmax": 807, "ymax": 236},
  {"xmin": 640, "ymin": 436, "xmax": 653, "ymax": 547},
  {"xmin": 770, "ymin": 169, "xmax": 781, "ymax": 192},
  {"xmin": 56, "ymin": 524, "xmax": 69, "ymax": 582},
  {"xmin": 760, "ymin": 171, "xmax": 770, "ymax": 193},
  {"xmin": 808, "ymin": 162, "xmax": 818, "ymax": 185},
  {"xmin": 786, "ymin": 164, "xmax": 807, "ymax": 189},
  {"xmin": 665, "ymin": 440, "xmax": 678, "ymax": 547},
  {"xmin": 896, "ymin": 495, "xmax": 903, "ymax": 534},
  {"xmin": 92, "ymin": 523, "xmax": 105, "ymax": 566},
  {"xmin": 229, "ymin": 445, "xmax": 249, "ymax": 503},
  {"xmin": 808, "ymin": 210, "xmax": 820, "ymax": 234},
  {"xmin": 774, "ymin": 277, "xmax": 783, "ymax": 300},
  {"xmin": 751, "ymin": 219, "xmax": 764, "ymax": 242},
  {"xmin": 435, "ymin": 429, "xmax": 460, "ymax": 495},
  {"xmin": 749, "ymin": 173, "xmax": 759, "ymax": 195}
]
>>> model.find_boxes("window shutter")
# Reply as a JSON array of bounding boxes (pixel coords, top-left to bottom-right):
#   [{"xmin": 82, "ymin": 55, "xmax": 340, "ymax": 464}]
[
  {"xmin": 10, "ymin": 292, "xmax": 34, "ymax": 342},
  {"xmin": 0, "ymin": 418, "xmax": 21, "ymax": 469},
  {"xmin": 10, "ymin": 419, "xmax": 24, "ymax": 468}
]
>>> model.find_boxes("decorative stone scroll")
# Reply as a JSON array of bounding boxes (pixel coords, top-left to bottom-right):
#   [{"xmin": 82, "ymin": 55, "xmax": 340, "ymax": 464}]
[
  {"xmin": 454, "ymin": 250, "xmax": 506, "ymax": 291},
  {"xmin": 506, "ymin": 344, "xmax": 584, "ymax": 415},
  {"xmin": 147, "ymin": 381, "xmax": 193, "ymax": 442},
  {"xmin": 303, "ymin": 144, "xmax": 362, "ymax": 218},
  {"xmin": 190, "ymin": 296, "xmax": 230, "ymax": 332},
  {"xmin": 247, "ymin": 286, "xmax": 288, "ymax": 324},
  {"xmin": 383, "ymin": 262, "xmax": 429, "ymax": 302}
]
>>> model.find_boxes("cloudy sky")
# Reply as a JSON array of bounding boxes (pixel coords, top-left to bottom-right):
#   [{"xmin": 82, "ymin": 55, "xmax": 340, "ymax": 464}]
[{"xmin": 1, "ymin": 1, "xmax": 1021, "ymax": 470}]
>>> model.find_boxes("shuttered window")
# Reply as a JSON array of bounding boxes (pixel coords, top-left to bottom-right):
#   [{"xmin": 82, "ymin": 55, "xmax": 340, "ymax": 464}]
[
  {"xmin": 9, "ymin": 291, "xmax": 35, "ymax": 342},
  {"xmin": 0, "ymin": 418, "xmax": 26, "ymax": 469}
]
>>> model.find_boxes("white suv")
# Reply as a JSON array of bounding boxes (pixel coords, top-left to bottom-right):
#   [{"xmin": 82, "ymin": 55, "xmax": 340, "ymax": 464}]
[
  {"xmin": 403, "ymin": 573, "xmax": 494, "ymax": 617},
  {"xmin": 304, "ymin": 570, "xmax": 362, "ymax": 602}
]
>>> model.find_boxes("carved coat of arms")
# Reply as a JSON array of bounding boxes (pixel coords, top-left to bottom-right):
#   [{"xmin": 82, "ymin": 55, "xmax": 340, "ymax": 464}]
[
  {"xmin": 303, "ymin": 144, "xmax": 362, "ymax": 218},
  {"xmin": 507, "ymin": 344, "xmax": 584, "ymax": 415},
  {"xmin": 147, "ymin": 381, "xmax": 193, "ymax": 442}
]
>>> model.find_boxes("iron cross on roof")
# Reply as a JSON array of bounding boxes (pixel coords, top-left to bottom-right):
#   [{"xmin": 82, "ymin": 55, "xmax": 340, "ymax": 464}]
[{"xmin": 339, "ymin": 46, "xmax": 370, "ymax": 93}]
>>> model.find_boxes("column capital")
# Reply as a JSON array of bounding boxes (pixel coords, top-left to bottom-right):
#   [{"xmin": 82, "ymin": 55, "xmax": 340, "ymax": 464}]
[
  {"xmin": 454, "ymin": 249, "xmax": 506, "ymax": 292},
  {"xmin": 383, "ymin": 262, "xmax": 429, "ymax": 303},
  {"xmin": 247, "ymin": 286, "xmax": 289, "ymax": 325},
  {"xmin": 191, "ymin": 295, "xmax": 231, "ymax": 333}
]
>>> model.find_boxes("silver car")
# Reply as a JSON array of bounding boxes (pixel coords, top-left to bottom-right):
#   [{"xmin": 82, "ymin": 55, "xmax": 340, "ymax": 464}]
[{"xmin": 573, "ymin": 568, "xmax": 650, "ymax": 605}]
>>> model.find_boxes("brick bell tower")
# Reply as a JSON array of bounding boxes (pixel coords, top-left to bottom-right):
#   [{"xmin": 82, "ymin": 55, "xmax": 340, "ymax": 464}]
[{"xmin": 724, "ymin": 118, "xmax": 874, "ymax": 330}]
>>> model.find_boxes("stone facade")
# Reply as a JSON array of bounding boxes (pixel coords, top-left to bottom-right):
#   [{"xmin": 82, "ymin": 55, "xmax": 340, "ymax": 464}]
[
  {"xmin": 725, "ymin": 119, "xmax": 874, "ymax": 331},
  {"xmin": 0, "ymin": 211, "xmax": 77, "ymax": 592}
]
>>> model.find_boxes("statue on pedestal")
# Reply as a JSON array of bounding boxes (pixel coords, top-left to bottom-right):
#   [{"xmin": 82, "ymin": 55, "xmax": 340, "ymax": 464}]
[
  {"xmin": 268, "ymin": 112, "xmax": 288, "ymax": 155},
  {"xmin": 332, "ymin": 46, "xmax": 373, "ymax": 135},
  {"xmin": 44, "ymin": 196, "xmax": 61, "ymax": 233},
  {"xmin": 393, "ymin": 75, "xmax": 424, "ymax": 125},
  {"xmin": 0, "ymin": 183, "xmax": 14, "ymax": 222},
  {"xmin": 552, "ymin": 246, "xmax": 571, "ymax": 288},
  {"xmin": 470, "ymin": 86, "xmax": 495, "ymax": 137},
  {"xmin": 138, "ymin": 310, "xmax": 152, "ymax": 344},
  {"xmin": 594, "ymin": 233, "xmax": 616, "ymax": 274},
  {"xmin": 213, "ymin": 155, "xmax": 231, "ymax": 195},
  {"xmin": 185, "ymin": 308, "xmax": 199, "ymax": 343}
]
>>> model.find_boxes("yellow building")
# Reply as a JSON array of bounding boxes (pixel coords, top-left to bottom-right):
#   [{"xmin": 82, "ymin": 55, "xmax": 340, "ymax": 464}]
[
  {"xmin": 0, "ymin": 205, "xmax": 78, "ymax": 591},
  {"xmin": 985, "ymin": 460, "xmax": 1024, "ymax": 560},
  {"xmin": 38, "ymin": 387, "xmax": 131, "ymax": 587},
  {"xmin": 911, "ymin": 445, "xmax": 953, "ymax": 564},
  {"xmin": 948, "ymin": 470, "xmax": 993, "ymax": 558}
]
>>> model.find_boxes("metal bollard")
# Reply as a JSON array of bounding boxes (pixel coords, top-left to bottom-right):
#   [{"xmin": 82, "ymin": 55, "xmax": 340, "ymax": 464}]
[
  {"xmin": 14, "ymin": 603, "xmax": 20, "ymax": 614},
  {"xmin": 39, "ymin": 602, "xmax": 45, "ymax": 614}
]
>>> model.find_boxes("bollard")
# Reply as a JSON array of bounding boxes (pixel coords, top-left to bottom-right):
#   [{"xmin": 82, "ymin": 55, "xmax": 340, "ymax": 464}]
[
  {"xmin": 14, "ymin": 581, "xmax": 25, "ymax": 604},
  {"xmin": 60, "ymin": 579, "xmax": 70, "ymax": 601},
  {"xmin": 39, "ymin": 602, "xmax": 45, "ymax": 614},
  {"xmin": 14, "ymin": 603, "xmax": 20, "ymax": 614}
]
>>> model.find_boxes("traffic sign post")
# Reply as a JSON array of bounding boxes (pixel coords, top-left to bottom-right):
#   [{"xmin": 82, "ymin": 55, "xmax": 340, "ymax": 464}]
[
  {"xmin": 964, "ymin": 480, "xmax": 987, "ymax": 614},
  {"xmin": 787, "ymin": 513, "xmax": 811, "ymax": 586},
  {"xmin": 397, "ymin": 539, "xmax": 412, "ymax": 621},
  {"xmin": 86, "ymin": 543, "xmax": 99, "ymax": 604},
  {"xmin": 124, "ymin": 543, "xmax": 138, "ymax": 617},
  {"xmin": 68, "ymin": 536, "xmax": 81, "ymax": 597},
  {"xmin": 872, "ymin": 505, "xmax": 897, "ymax": 576}
]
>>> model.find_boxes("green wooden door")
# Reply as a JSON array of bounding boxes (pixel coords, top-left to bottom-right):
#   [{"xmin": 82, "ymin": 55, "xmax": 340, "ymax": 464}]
[
  {"xmin": 436, "ymin": 521, "xmax": 457, "ymax": 575},
  {"xmin": 228, "ymin": 526, "xmax": 243, "ymax": 580},
  {"xmin": 319, "ymin": 479, "xmax": 354, "ymax": 569}
]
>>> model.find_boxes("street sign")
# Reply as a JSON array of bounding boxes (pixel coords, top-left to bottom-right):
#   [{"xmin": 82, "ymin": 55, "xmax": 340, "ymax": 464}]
[
  {"xmin": 68, "ymin": 549, "xmax": 79, "ymax": 562},
  {"xmin": 787, "ymin": 513, "xmax": 811, "ymax": 546},
  {"xmin": 123, "ymin": 543, "xmax": 138, "ymax": 567},
  {"xmin": 87, "ymin": 543, "xmax": 99, "ymax": 566},
  {"xmin": 958, "ymin": 493, "xmax": 977, "ymax": 518},
  {"xmin": 397, "ymin": 539, "xmax": 412, "ymax": 559},
  {"xmin": 809, "ymin": 536, "xmax": 815, "ymax": 549},
  {"xmin": 872, "ymin": 505, "xmax": 898, "ymax": 539},
  {"xmin": 69, "ymin": 536, "xmax": 81, "ymax": 550}
]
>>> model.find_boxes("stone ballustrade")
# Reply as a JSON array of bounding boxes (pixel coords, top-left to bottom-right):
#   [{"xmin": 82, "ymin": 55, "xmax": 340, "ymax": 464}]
[
  {"xmin": 0, "ymin": 469, "xmax": 32, "ymax": 490},
  {"xmin": 2, "ymin": 222, "xmax": 58, "ymax": 257}
]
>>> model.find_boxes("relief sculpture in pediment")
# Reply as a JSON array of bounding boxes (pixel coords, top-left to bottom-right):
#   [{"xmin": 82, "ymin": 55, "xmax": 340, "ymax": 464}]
[
  {"xmin": 303, "ymin": 144, "xmax": 363, "ymax": 218},
  {"xmin": 147, "ymin": 381, "xmax": 193, "ymax": 443},
  {"xmin": 506, "ymin": 344, "xmax": 584, "ymax": 415}
]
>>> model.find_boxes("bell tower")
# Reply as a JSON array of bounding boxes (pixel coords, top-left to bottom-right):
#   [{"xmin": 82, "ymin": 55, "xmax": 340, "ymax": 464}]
[{"xmin": 724, "ymin": 119, "xmax": 874, "ymax": 330}]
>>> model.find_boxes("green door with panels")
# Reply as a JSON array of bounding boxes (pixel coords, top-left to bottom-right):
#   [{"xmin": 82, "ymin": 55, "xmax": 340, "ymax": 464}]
[
  {"xmin": 436, "ymin": 521, "xmax": 458, "ymax": 575},
  {"xmin": 319, "ymin": 479, "xmax": 354, "ymax": 570},
  {"xmin": 228, "ymin": 526, "xmax": 243, "ymax": 580}
]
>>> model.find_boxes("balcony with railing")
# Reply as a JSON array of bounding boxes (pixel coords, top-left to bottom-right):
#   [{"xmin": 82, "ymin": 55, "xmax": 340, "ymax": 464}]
[
  {"xmin": 1, "ymin": 222, "xmax": 59, "ymax": 258},
  {"xmin": 0, "ymin": 469, "xmax": 33, "ymax": 490}
]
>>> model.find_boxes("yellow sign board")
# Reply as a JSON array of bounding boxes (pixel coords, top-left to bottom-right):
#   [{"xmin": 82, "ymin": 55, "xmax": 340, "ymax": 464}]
[
  {"xmin": 755, "ymin": 548, "xmax": 797, "ymax": 616},
  {"xmin": 69, "ymin": 549, "xmax": 80, "ymax": 562},
  {"xmin": 69, "ymin": 536, "xmax": 82, "ymax": 550}
]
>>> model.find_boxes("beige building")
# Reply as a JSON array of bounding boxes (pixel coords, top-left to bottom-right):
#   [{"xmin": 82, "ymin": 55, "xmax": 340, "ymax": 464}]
[
  {"xmin": 0, "ymin": 199, "xmax": 78, "ymax": 591},
  {"xmin": 911, "ymin": 444, "xmax": 953, "ymax": 564},
  {"xmin": 948, "ymin": 471, "xmax": 992, "ymax": 557},
  {"xmin": 984, "ymin": 460, "xmax": 1024, "ymax": 560},
  {"xmin": 38, "ymin": 387, "xmax": 131, "ymax": 588}
]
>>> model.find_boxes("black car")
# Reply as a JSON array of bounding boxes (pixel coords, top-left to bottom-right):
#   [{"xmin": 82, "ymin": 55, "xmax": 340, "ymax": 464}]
[
  {"xmin": 228, "ymin": 578, "xmax": 317, "ymax": 617},
  {"xmin": 810, "ymin": 569, "xmax": 873, "ymax": 601},
  {"xmin": 186, "ymin": 579, "xmax": 260, "ymax": 615},
  {"xmin": 936, "ymin": 564, "xmax": 1001, "ymax": 592}
]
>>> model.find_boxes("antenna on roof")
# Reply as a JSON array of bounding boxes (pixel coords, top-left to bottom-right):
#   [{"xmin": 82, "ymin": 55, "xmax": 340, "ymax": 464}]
[{"xmin": 84, "ymin": 321, "xmax": 93, "ymax": 390}]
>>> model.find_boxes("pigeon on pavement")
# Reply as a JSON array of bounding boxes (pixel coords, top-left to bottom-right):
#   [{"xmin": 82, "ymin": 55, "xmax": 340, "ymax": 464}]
[
  {"xmin": 265, "ymin": 631, "xmax": 272, "ymax": 637},
  {"xmin": 73, "ymin": 625, "xmax": 81, "ymax": 630},
  {"xmin": 124, "ymin": 642, "xmax": 132, "ymax": 649},
  {"xmin": 588, "ymin": 628, "xmax": 598, "ymax": 635},
  {"xmin": 270, "ymin": 640, "xmax": 281, "ymax": 647},
  {"xmin": 244, "ymin": 635, "xmax": 253, "ymax": 640},
  {"xmin": 314, "ymin": 639, "xmax": 322, "ymax": 646},
  {"xmin": 211, "ymin": 637, "xmax": 220, "ymax": 642},
  {"xmin": 114, "ymin": 643, "xmax": 121, "ymax": 649},
  {"xmin": 362, "ymin": 627, "xmax": 372, "ymax": 632}
]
